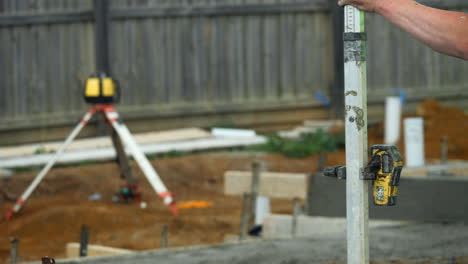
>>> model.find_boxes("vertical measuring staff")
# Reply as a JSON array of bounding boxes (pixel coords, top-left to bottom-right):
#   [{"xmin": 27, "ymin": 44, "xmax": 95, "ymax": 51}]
[{"xmin": 343, "ymin": 5, "xmax": 369, "ymax": 264}]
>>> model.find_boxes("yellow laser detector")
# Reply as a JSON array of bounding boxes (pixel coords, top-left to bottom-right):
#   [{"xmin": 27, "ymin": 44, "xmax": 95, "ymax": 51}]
[
  {"xmin": 363, "ymin": 145, "xmax": 404, "ymax": 206},
  {"xmin": 324, "ymin": 145, "xmax": 404, "ymax": 206}
]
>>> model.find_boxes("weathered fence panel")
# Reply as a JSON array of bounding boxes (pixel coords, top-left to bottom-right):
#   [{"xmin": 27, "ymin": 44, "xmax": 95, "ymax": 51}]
[
  {"xmin": 366, "ymin": 9, "xmax": 468, "ymax": 103},
  {"xmin": 0, "ymin": 0, "xmax": 467, "ymax": 144}
]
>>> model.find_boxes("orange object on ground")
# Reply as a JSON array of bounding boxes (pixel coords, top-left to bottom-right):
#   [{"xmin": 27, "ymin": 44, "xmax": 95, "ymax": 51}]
[{"xmin": 177, "ymin": 200, "xmax": 213, "ymax": 210}]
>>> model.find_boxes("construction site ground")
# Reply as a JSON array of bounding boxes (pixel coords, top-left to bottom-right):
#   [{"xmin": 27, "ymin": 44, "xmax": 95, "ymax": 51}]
[{"xmin": 1, "ymin": 99, "xmax": 467, "ymax": 263}]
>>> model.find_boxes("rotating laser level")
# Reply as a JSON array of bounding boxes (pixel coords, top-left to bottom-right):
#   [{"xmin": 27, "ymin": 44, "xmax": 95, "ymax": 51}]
[
  {"xmin": 84, "ymin": 73, "xmax": 119, "ymax": 104},
  {"xmin": 5, "ymin": 73, "xmax": 178, "ymax": 221}
]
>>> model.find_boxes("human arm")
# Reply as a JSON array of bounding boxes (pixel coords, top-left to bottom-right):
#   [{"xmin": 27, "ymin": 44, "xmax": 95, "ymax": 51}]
[{"xmin": 338, "ymin": 0, "xmax": 468, "ymax": 60}]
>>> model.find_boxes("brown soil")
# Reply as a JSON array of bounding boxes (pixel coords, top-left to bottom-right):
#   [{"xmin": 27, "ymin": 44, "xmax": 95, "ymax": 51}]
[
  {"xmin": 0, "ymin": 99, "xmax": 465, "ymax": 263},
  {"xmin": 368, "ymin": 98, "xmax": 468, "ymax": 161},
  {"xmin": 0, "ymin": 152, "xmax": 345, "ymax": 263}
]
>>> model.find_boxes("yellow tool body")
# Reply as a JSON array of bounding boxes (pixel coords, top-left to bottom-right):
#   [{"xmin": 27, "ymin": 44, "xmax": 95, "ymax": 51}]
[
  {"xmin": 323, "ymin": 144, "xmax": 404, "ymax": 206},
  {"xmin": 84, "ymin": 73, "xmax": 119, "ymax": 104},
  {"xmin": 369, "ymin": 145, "xmax": 403, "ymax": 206}
]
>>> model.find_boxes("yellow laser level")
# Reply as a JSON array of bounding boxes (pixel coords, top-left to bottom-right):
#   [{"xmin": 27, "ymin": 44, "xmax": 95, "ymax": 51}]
[
  {"xmin": 323, "ymin": 144, "xmax": 404, "ymax": 206},
  {"xmin": 84, "ymin": 73, "xmax": 119, "ymax": 104},
  {"xmin": 365, "ymin": 145, "xmax": 403, "ymax": 206}
]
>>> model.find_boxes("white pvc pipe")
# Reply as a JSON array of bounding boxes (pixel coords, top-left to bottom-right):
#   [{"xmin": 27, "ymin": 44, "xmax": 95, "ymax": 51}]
[
  {"xmin": 254, "ymin": 196, "xmax": 271, "ymax": 226},
  {"xmin": 384, "ymin": 96, "xmax": 401, "ymax": 145},
  {"xmin": 211, "ymin": 128, "xmax": 256, "ymax": 138},
  {"xmin": 404, "ymin": 117, "xmax": 425, "ymax": 167}
]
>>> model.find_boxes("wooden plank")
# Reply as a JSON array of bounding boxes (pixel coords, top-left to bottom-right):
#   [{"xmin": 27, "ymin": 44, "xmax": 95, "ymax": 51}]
[
  {"xmin": 244, "ymin": 0, "xmax": 262, "ymax": 100},
  {"xmin": 224, "ymin": 171, "xmax": 308, "ymax": 199},
  {"xmin": 0, "ymin": 127, "xmax": 211, "ymax": 158},
  {"xmin": 263, "ymin": 0, "xmax": 279, "ymax": 100},
  {"xmin": 0, "ymin": 136, "xmax": 267, "ymax": 168},
  {"xmin": 0, "ymin": 11, "xmax": 93, "ymax": 26},
  {"xmin": 110, "ymin": 2, "xmax": 330, "ymax": 20},
  {"xmin": 279, "ymin": 0, "xmax": 296, "ymax": 99},
  {"xmin": 231, "ymin": 0, "xmax": 245, "ymax": 102},
  {"xmin": 180, "ymin": 11, "xmax": 193, "ymax": 102},
  {"xmin": 190, "ymin": 11, "xmax": 205, "ymax": 103},
  {"xmin": 66, "ymin": 243, "xmax": 133, "ymax": 258},
  {"xmin": 295, "ymin": 11, "xmax": 308, "ymax": 98},
  {"xmin": 3, "ymin": 28, "xmax": 13, "ymax": 118}
]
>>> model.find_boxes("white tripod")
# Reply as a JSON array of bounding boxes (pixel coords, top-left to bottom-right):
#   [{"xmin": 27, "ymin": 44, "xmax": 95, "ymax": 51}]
[{"xmin": 5, "ymin": 104, "xmax": 178, "ymax": 220}]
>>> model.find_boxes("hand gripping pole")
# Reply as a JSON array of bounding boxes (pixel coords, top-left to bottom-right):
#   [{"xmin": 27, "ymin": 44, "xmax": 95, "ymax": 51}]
[
  {"xmin": 103, "ymin": 107, "xmax": 178, "ymax": 216},
  {"xmin": 5, "ymin": 109, "xmax": 96, "ymax": 220}
]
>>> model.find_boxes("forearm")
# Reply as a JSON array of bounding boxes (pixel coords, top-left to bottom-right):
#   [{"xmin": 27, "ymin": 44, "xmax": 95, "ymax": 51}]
[{"xmin": 375, "ymin": 0, "xmax": 468, "ymax": 60}]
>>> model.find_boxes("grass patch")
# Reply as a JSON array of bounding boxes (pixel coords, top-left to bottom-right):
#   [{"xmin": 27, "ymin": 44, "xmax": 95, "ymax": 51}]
[
  {"xmin": 250, "ymin": 130, "xmax": 345, "ymax": 158},
  {"xmin": 147, "ymin": 150, "xmax": 186, "ymax": 160}
]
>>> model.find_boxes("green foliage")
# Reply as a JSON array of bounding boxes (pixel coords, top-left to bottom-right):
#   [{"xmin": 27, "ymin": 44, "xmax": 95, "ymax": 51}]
[
  {"xmin": 34, "ymin": 146, "xmax": 56, "ymax": 155},
  {"xmin": 147, "ymin": 150, "xmax": 186, "ymax": 160},
  {"xmin": 13, "ymin": 166, "xmax": 42, "ymax": 173},
  {"xmin": 251, "ymin": 130, "xmax": 345, "ymax": 158}
]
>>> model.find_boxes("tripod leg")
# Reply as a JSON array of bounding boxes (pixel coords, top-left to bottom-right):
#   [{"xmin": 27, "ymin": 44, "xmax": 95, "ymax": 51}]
[
  {"xmin": 108, "ymin": 122, "xmax": 137, "ymax": 185},
  {"xmin": 103, "ymin": 108, "xmax": 178, "ymax": 215},
  {"xmin": 5, "ymin": 109, "xmax": 95, "ymax": 220}
]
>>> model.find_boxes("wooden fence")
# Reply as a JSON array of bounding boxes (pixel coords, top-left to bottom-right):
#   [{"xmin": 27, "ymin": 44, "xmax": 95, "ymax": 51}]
[{"xmin": 0, "ymin": 0, "xmax": 467, "ymax": 144}]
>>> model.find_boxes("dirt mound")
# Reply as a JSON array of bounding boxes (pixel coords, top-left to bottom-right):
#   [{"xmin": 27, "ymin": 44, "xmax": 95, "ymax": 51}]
[{"xmin": 368, "ymin": 99, "xmax": 468, "ymax": 161}]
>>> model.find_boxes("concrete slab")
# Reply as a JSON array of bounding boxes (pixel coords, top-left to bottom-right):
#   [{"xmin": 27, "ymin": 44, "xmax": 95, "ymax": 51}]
[
  {"xmin": 263, "ymin": 215, "xmax": 406, "ymax": 239},
  {"xmin": 25, "ymin": 222, "xmax": 468, "ymax": 264},
  {"xmin": 306, "ymin": 173, "xmax": 468, "ymax": 222},
  {"xmin": 401, "ymin": 162, "xmax": 468, "ymax": 177},
  {"xmin": 224, "ymin": 171, "xmax": 307, "ymax": 199}
]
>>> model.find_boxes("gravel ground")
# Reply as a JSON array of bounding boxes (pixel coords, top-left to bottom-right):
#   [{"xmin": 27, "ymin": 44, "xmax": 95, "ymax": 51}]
[{"xmin": 40, "ymin": 222, "xmax": 468, "ymax": 264}]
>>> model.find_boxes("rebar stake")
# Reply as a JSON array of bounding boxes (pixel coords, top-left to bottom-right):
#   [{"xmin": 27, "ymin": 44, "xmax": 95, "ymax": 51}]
[
  {"xmin": 160, "ymin": 225, "xmax": 168, "ymax": 248},
  {"xmin": 10, "ymin": 237, "xmax": 19, "ymax": 264}
]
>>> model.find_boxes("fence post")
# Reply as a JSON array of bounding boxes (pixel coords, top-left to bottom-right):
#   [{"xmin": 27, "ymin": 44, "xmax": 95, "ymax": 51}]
[{"xmin": 10, "ymin": 237, "xmax": 19, "ymax": 264}]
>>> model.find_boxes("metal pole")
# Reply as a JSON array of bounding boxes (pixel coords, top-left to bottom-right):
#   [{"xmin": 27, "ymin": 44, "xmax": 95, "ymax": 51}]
[
  {"xmin": 94, "ymin": 0, "xmax": 110, "ymax": 74},
  {"xmin": 79, "ymin": 225, "xmax": 89, "ymax": 257},
  {"xmin": 10, "ymin": 237, "xmax": 19, "ymax": 264},
  {"xmin": 160, "ymin": 225, "xmax": 168, "ymax": 248},
  {"xmin": 343, "ymin": 5, "xmax": 369, "ymax": 264},
  {"xmin": 239, "ymin": 192, "xmax": 250, "ymax": 241},
  {"xmin": 93, "ymin": 0, "xmax": 110, "ymax": 136}
]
